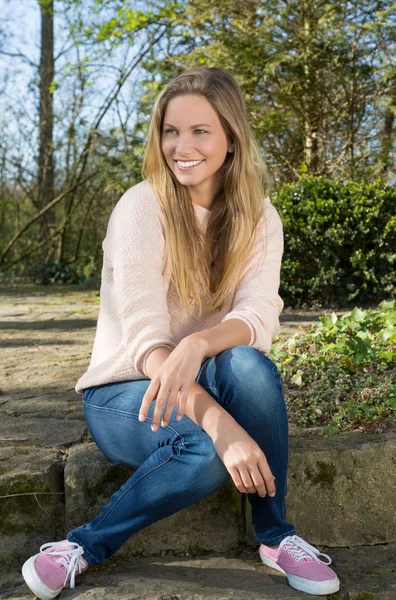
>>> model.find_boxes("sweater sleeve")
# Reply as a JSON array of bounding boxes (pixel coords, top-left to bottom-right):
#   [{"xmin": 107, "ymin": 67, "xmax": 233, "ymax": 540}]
[
  {"xmin": 220, "ymin": 197, "xmax": 284, "ymax": 355},
  {"xmin": 104, "ymin": 185, "xmax": 176, "ymax": 377}
]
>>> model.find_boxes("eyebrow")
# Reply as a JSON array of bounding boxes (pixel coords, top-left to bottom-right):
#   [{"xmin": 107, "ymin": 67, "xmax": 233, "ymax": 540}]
[{"xmin": 163, "ymin": 123, "xmax": 212, "ymax": 128}]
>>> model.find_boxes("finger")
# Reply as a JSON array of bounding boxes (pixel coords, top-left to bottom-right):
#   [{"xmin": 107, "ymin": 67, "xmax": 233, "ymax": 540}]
[
  {"xmin": 258, "ymin": 459, "xmax": 276, "ymax": 497},
  {"xmin": 152, "ymin": 378, "xmax": 176, "ymax": 430},
  {"xmin": 161, "ymin": 388, "xmax": 180, "ymax": 427},
  {"xmin": 249, "ymin": 466, "xmax": 267, "ymax": 498},
  {"xmin": 239, "ymin": 466, "xmax": 257, "ymax": 494},
  {"xmin": 139, "ymin": 378, "xmax": 160, "ymax": 421},
  {"xmin": 229, "ymin": 466, "xmax": 248, "ymax": 494},
  {"xmin": 151, "ymin": 384, "xmax": 170, "ymax": 431},
  {"xmin": 175, "ymin": 385, "xmax": 189, "ymax": 421}
]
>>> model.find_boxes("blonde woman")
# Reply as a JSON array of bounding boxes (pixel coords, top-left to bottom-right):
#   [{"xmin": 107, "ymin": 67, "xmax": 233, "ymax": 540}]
[{"xmin": 22, "ymin": 67, "xmax": 340, "ymax": 599}]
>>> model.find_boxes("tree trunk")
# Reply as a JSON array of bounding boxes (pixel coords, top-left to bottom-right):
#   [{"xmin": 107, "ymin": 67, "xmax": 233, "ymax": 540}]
[
  {"xmin": 38, "ymin": 0, "xmax": 55, "ymax": 242},
  {"xmin": 379, "ymin": 78, "xmax": 396, "ymax": 175},
  {"xmin": 301, "ymin": 0, "xmax": 319, "ymax": 174}
]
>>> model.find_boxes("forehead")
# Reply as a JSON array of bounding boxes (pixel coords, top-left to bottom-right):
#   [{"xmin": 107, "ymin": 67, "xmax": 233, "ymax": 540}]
[{"xmin": 163, "ymin": 94, "xmax": 220, "ymax": 126}]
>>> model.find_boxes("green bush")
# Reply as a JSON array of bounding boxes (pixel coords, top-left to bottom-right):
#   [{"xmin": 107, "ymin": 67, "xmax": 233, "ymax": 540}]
[
  {"xmin": 28, "ymin": 261, "xmax": 81, "ymax": 285},
  {"xmin": 22, "ymin": 256, "xmax": 100, "ymax": 287},
  {"xmin": 270, "ymin": 300, "xmax": 396, "ymax": 434},
  {"xmin": 273, "ymin": 177, "xmax": 396, "ymax": 308}
]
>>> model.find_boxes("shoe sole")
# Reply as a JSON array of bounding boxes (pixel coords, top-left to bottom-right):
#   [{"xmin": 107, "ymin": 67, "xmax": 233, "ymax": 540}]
[
  {"xmin": 22, "ymin": 556, "xmax": 64, "ymax": 600},
  {"xmin": 259, "ymin": 551, "xmax": 340, "ymax": 595}
]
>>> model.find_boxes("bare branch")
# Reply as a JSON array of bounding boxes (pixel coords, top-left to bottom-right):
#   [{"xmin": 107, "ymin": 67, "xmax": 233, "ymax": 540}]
[
  {"xmin": 0, "ymin": 170, "xmax": 98, "ymax": 263},
  {"xmin": 0, "ymin": 492, "xmax": 64, "ymax": 498},
  {"xmin": 0, "ymin": 50, "xmax": 38, "ymax": 68}
]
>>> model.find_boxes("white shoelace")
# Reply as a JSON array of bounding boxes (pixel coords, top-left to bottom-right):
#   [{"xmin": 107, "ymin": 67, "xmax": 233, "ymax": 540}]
[
  {"xmin": 39, "ymin": 542, "xmax": 86, "ymax": 588},
  {"xmin": 276, "ymin": 535, "xmax": 332, "ymax": 564}
]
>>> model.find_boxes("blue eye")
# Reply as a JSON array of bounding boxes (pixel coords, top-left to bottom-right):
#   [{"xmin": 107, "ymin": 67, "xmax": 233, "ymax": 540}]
[{"xmin": 164, "ymin": 129, "xmax": 207, "ymax": 134}]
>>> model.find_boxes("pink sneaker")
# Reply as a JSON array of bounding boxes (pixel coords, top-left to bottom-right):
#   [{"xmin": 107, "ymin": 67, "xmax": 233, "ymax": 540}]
[
  {"xmin": 21, "ymin": 540, "xmax": 89, "ymax": 600},
  {"xmin": 259, "ymin": 534, "xmax": 340, "ymax": 595}
]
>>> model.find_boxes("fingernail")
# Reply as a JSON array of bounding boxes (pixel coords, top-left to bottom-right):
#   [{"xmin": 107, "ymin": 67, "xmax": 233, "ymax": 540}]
[
  {"xmin": 138, "ymin": 414, "xmax": 145, "ymax": 422},
  {"xmin": 176, "ymin": 415, "xmax": 182, "ymax": 421},
  {"xmin": 161, "ymin": 419, "xmax": 167, "ymax": 427},
  {"xmin": 269, "ymin": 492, "xmax": 276, "ymax": 497},
  {"xmin": 151, "ymin": 424, "xmax": 158, "ymax": 432}
]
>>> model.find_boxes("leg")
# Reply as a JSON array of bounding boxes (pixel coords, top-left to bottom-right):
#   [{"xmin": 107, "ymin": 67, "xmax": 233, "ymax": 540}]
[
  {"xmin": 197, "ymin": 345, "xmax": 296, "ymax": 546},
  {"xmin": 67, "ymin": 375, "xmax": 230, "ymax": 565}
]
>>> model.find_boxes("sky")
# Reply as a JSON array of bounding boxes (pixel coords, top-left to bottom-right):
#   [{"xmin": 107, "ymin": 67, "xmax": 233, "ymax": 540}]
[
  {"xmin": 0, "ymin": 0, "xmax": 46, "ymax": 84},
  {"xmin": 0, "ymin": 0, "xmax": 147, "ymax": 175},
  {"xmin": 1, "ymin": 1, "xmax": 395, "ymax": 184}
]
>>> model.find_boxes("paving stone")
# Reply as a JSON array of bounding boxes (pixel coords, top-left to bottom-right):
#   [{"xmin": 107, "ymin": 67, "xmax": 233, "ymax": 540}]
[
  {"xmin": 64, "ymin": 442, "xmax": 243, "ymax": 558},
  {"xmin": 0, "ymin": 445, "xmax": 65, "ymax": 563},
  {"xmin": 0, "ymin": 285, "xmax": 394, "ymax": 600},
  {"xmin": 1, "ymin": 544, "xmax": 395, "ymax": 599},
  {"xmin": 247, "ymin": 432, "xmax": 396, "ymax": 548}
]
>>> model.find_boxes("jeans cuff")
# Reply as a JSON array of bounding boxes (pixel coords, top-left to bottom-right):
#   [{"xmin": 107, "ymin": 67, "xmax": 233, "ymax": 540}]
[
  {"xmin": 66, "ymin": 533, "xmax": 98, "ymax": 566},
  {"xmin": 258, "ymin": 528, "xmax": 297, "ymax": 547}
]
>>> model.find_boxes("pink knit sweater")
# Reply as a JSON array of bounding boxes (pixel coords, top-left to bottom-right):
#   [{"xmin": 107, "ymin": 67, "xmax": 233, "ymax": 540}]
[{"xmin": 75, "ymin": 180, "xmax": 284, "ymax": 393}]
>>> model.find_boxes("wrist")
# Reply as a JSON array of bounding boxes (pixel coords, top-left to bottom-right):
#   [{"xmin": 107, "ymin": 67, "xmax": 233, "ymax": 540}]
[
  {"xmin": 183, "ymin": 333, "xmax": 208, "ymax": 359},
  {"xmin": 206, "ymin": 409, "xmax": 240, "ymax": 442}
]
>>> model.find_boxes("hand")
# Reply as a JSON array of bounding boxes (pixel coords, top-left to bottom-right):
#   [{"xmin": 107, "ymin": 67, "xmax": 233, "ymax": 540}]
[
  {"xmin": 139, "ymin": 336, "xmax": 206, "ymax": 431},
  {"xmin": 211, "ymin": 416, "xmax": 276, "ymax": 498}
]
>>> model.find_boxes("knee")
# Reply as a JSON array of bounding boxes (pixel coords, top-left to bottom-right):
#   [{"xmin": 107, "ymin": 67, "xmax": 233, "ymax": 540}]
[
  {"xmin": 216, "ymin": 346, "xmax": 286, "ymax": 412},
  {"xmin": 217, "ymin": 345, "xmax": 281, "ymax": 387},
  {"xmin": 183, "ymin": 434, "xmax": 230, "ymax": 493}
]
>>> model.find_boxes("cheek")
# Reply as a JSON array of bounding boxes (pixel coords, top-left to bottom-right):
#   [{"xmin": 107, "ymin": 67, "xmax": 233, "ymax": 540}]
[
  {"xmin": 161, "ymin": 138, "xmax": 174, "ymax": 156},
  {"xmin": 203, "ymin": 138, "xmax": 227, "ymax": 159}
]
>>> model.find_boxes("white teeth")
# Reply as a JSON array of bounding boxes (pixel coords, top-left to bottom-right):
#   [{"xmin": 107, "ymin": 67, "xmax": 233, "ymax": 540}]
[{"xmin": 177, "ymin": 160, "xmax": 203, "ymax": 167}]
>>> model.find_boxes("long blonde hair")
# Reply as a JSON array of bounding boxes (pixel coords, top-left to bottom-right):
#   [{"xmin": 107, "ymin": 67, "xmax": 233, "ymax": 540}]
[{"xmin": 141, "ymin": 66, "xmax": 272, "ymax": 320}]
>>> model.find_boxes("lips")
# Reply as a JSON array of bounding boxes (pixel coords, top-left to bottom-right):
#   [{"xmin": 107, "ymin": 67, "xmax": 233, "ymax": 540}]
[{"xmin": 175, "ymin": 159, "xmax": 205, "ymax": 170}]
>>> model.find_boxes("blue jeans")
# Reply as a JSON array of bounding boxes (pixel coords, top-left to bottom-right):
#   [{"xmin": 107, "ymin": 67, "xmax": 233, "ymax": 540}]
[{"xmin": 67, "ymin": 345, "xmax": 296, "ymax": 565}]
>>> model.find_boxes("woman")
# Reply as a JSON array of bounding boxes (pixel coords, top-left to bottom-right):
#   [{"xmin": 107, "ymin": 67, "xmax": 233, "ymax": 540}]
[{"xmin": 22, "ymin": 66, "xmax": 340, "ymax": 599}]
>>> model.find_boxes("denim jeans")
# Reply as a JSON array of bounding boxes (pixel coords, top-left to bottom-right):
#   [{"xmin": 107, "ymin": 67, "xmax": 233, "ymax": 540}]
[{"xmin": 67, "ymin": 345, "xmax": 296, "ymax": 565}]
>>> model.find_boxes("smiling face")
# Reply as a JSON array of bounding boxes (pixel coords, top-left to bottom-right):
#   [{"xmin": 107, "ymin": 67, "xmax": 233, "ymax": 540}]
[{"xmin": 161, "ymin": 93, "xmax": 234, "ymax": 209}]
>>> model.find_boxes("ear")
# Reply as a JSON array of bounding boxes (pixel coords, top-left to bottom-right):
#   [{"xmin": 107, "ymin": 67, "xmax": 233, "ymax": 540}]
[{"xmin": 227, "ymin": 142, "xmax": 234, "ymax": 153}]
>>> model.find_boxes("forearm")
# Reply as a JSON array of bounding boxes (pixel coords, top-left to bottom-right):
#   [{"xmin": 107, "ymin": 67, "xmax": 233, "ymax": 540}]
[
  {"xmin": 143, "ymin": 345, "xmax": 236, "ymax": 439},
  {"xmin": 145, "ymin": 346, "xmax": 174, "ymax": 380},
  {"xmin": 189, "ymin": 318, "xmax": 251, "ymax": 358},
  {"xmin": 183, "ymin": 380, "xmax": 236, "ymax": 440}
]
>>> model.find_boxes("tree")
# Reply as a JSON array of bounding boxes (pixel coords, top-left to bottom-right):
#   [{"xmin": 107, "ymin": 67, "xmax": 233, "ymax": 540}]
[{"xmin": 38, "ymin": 0, "xmax": 55, "ymax": 240}]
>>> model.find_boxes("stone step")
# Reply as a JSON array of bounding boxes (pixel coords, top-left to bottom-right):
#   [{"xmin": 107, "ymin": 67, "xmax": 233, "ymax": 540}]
[
  {"xmin": 1, "ymin": 433, "xmax": 395, "ymax": 568},
  {"xmin": 1, "ymin": 287, "xmax": 394, "ymax": 599},
  {"xmin": 1, "ymin": 544, "xmax": 395, "ymax": 599}
]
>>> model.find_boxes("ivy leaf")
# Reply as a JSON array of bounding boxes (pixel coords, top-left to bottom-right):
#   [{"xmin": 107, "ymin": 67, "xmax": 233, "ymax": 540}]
[{"xmin": 291, "ymin": 370, "xmax": 304, "ymax": 386}]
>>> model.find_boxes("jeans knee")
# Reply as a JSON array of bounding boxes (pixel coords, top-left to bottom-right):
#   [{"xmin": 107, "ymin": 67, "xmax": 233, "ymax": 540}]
[
  {"xmin": 204, "ymin": 447, "xmax": 230, "ymax": 492},
  {"xmin": 183, "ymin": 435, "xmax": 229, "ymax": 493},
  {"xmin": 216, "ymin": 346, "xmax": 284, "ymax": 406}
]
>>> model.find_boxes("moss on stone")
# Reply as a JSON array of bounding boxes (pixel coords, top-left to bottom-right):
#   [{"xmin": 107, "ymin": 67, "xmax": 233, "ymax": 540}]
[
  {"xmin": 0, "ymin": 554, "xmax": 17, "ymax": 574},
  {"xmin": 90, "ymin": 464, "xmax": 132, "ymax": 498},
  {"xmin": 327, "ymin": 593, "xmax": 377, "ymax": 600},
  {"xmin": 0, "ymin": 473, "xmax": 55, "ymax": 535},
  {"xmin": 188, "ymin": 542, "xmax": 211, "ymax": 557},
  {"xmin": 211, "ymin": 483, "xmax": 239, "ymax": 517},
  {"xmin": 304, "ymin": 461, "xmax": 337, "ymax": 487},
  {"xmin": 0, "ymin": 466, "xmax": 9, "ymax": 474}
]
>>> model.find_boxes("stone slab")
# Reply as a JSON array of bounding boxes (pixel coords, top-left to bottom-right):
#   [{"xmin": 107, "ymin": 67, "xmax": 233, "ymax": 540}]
[
  {"xmin": 246, "ymin": 432, "xmax": 396, "ymax": 548},
  {"xmin": 64, "ymin": 443, "xmax": 243, "ymax": 558},
  {"xmin": 0, "ymin": 416, "xmax": 87, "ymax": 447},
  {"xmin": 1, "ymin": 543, "xmax": 395, "ymax": 600},
  {"xmin": 0, "ymin": 446, "xmax": 65, "ymax": 563},
  {"xmin": 1, "ymin": 392, "xmax": 83, "ymax": 419}
]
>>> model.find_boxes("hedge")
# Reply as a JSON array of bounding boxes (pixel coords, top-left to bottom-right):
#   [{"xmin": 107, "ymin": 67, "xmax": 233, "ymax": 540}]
[{"xmin": 272, "ymin": 176, "xmax": 395, "ymax": 308}]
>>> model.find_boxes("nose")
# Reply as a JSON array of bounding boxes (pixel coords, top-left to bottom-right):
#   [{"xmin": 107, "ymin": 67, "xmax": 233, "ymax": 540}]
[{"xmin": 175, "ymin": 135, "xmax": 196, "ymax": 155}]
